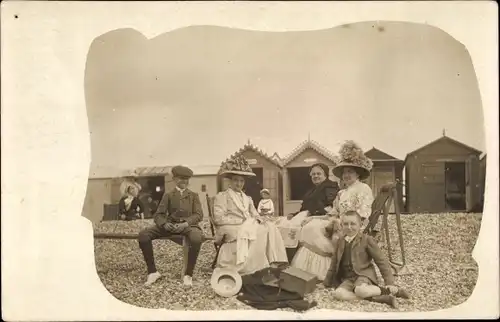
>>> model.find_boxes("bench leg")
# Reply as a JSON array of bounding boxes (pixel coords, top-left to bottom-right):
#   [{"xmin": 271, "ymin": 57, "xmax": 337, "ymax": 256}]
[
  {"xmin": 211, "ymin": 243, "xmax": 221, "ymax": 269},
  {"xmin": 182, "ymin": 236, "xmax": 189, "ymax": 279}
]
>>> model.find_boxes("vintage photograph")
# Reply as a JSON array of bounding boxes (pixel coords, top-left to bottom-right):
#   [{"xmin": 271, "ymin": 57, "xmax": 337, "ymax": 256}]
[{"xmin": 83, "ymin": 21, "xmax": 485, "ymax": 312}]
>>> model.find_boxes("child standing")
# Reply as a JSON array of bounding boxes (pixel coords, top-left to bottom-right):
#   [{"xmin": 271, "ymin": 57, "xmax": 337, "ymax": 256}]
[
  {"xmin": 257, "ymin": 189, "xmax": 275, "ymax": 217},
  {"xmin": 323, "ymin": 211, "xmax": 409, "ymax": 309}
]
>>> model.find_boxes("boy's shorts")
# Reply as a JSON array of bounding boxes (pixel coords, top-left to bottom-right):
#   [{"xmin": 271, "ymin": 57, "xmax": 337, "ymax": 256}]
[{"xmin": 338, "ymin": 275, "xmax": 373, "ymax": 292}]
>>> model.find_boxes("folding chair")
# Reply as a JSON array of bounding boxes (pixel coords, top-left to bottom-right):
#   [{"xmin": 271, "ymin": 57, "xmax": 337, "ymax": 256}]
[
  {"xmin": 206, "ymin": 194, "xmax": 226, "ymax": 269},
  {"xmin": 363, "ymin": 183, "xmax": 410, "ymax": 276}
]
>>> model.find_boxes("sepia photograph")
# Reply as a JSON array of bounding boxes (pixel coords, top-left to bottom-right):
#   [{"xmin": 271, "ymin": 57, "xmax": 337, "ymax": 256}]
[
  {"xmin": 2, "ymin": 1, "xmax": 498, "ymax": 320},
  {"xmin": 85, "ymin": 21, "xmax": 485, "ymax": 312}
]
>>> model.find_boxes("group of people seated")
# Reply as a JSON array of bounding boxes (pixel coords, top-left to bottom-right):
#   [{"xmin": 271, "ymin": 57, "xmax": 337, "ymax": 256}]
[{"xmin": 130, "ymin": 140, "xmax": 409, "ymax": 309}]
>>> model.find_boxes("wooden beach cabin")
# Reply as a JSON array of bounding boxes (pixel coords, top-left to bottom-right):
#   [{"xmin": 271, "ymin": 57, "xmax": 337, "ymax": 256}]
[
  {"xmin": 282, "ymin": 139, "xmax": 340, "ymax": 215},
  {"xmin": 478, "ymin": 153, "xmax": 487, "ymax": 212},
  {"xmin": 219, "ymin": 141, "xmax": 284, "ymax": 215},
  {"xmin": 134, "ymin": 165, "xmax": 218, "ymax": 218},
  {"xmin": 404, "ymin": 135, "xmax": 482, "ymax": 213},
  {"xmin": 364, "ymin": 147, "xmax": 405, "ymax": 213},
  {"xmin": 82, "ymin": 166, "xmax": 126, "ymax": 223}
]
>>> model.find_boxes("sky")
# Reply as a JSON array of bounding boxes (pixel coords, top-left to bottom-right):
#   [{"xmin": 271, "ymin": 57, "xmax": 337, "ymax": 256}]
[{"xmin": 84, "ymin": 21, "xmax": 486, "ymax": 173}]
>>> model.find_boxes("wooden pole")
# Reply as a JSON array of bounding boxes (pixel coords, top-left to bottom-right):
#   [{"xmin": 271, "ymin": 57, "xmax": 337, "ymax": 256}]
[
  {"xmin": 383, "ymin": 194, "xmax": 393, "ymax": 263},
  {"xmin": 393, "ymin": 186, "xmax": 407, "ymax": 266}
]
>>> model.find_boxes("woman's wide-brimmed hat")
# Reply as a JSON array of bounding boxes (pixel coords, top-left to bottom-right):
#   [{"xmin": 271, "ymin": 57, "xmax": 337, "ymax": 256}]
[
  {"xmin": 210, "ymin": 267, "xmax": 243, "ymax": 298},
  {"xmin": 219, "ymin": 155, "xmax": 256, "ymax": 177},
  {"xmin": 120, "ymin": 178, "xmax": 142, "ymax": 196},
  {"xmin": 332, "ymin": 140, "xmax": 373, "ymax": 180}
]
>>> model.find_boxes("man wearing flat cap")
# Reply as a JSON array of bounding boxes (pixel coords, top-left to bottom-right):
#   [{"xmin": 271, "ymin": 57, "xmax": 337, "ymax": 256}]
[{"xmin": 138, "ymin": 165, "xmax": 204, "ymax": 287}]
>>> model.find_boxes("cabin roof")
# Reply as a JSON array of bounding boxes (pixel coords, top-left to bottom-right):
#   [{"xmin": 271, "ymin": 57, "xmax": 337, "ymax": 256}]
[
  {"xmin": 283, "ymin": 139, "xmax": 339, "ymax": 166},
  {"xmin": 404, "ymin": 135, "xmax": 482, "ymax": 164},
  {"xmin": 88, "ymin": 165, "xmax": 130, "ymax": 179},
  {"xmin": 133, "ymin": 164, "xmax": 220, "ymax": 177},
  {"xmin": 134, "ymin": 166, "xmax": 172, "ymax": 177},
  {"xmin": 365, "ymin": 147, "xmax": 402, "ymax": 162},
  {"xmin": 222, "ymin": 140, "xmax": 283, "ymax": 168},
  {"xmin": 271, "ymin": 152, "xmax": 283, "ymax": 162}
]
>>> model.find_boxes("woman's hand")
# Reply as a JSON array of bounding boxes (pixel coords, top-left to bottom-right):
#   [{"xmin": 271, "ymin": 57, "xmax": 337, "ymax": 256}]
[{"xmin": 301, "ymin": 217, "xmax": 313, "ymax": 227}]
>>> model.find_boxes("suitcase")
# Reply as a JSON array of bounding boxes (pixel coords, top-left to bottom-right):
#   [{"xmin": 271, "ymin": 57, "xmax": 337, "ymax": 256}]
[{"xmin": 279, "ymin": 266, "xmax": 318, "ymax": 297}]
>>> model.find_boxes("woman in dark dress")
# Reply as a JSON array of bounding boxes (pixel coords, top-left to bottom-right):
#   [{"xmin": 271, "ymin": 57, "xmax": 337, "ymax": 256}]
[
  {"xmin": 118, "ymin": 183, "xmax": 145, "ymax": 221},
  {"xmin": 276, "ymin": 163, "xmax": 339, "ymax": 277},
  {"xmin": 289, "ymin": 163, "xmax": 339, "ymax": 219}
]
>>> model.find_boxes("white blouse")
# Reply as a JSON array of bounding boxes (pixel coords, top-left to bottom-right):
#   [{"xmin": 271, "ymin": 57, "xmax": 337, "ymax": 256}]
[
  {"xmin": 331, "ymin": 180, "xmax": 374, "ymax": 220},
  {"xmin": 213, "ymin": 188, "xmax": 260, "ymax": 226}
]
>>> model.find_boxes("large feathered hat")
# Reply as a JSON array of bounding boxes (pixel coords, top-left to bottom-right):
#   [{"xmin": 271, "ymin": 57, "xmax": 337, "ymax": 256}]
[
  {"xmin": 332, "ymin": 140, "xmax": 373, "ymax": 180},
  {"xmin": 219, "ymin": 155, "xmax": 256, "ymax": 177}
]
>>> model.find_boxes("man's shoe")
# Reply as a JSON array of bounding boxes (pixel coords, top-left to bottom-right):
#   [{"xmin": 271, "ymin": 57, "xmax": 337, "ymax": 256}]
[
  {"xmin": 183, "ymin": 275, "xmax": 193, "ymax": 287},
  {"xmin": 144, "ymin": 271, "xmax": 162, "ymax": 286}
]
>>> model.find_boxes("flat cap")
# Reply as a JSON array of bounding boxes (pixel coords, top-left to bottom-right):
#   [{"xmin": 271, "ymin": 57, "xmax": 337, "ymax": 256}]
[{"xmin": 171, "ymin": 165, "xmax": 193, "ymax": 178}]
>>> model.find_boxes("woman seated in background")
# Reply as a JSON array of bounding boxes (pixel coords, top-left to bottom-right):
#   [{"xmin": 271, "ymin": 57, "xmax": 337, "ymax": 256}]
[
  {"xmin": 118, "ymin": 182, "xmax": 145, "ymax": 221},
  {"xmin": 276, "ymin": 163, "xmax": 339, "ymax": 265},
  {"xmin": 212, "ymin": 156, "xmax": 288, "ymax": 275},
  {"xmin": 290, "ymin": 141, "xmax": 375, "ymax": 282}
]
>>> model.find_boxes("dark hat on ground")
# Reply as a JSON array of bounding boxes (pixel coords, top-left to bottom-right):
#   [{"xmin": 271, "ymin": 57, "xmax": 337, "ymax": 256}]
[
  {"xmin": 171, "ymin": 165, "xmax": 194, "ymax": 178},
  {"xmin": 211, "ymin": 267, "xmax": 243, "ymax": 298}
]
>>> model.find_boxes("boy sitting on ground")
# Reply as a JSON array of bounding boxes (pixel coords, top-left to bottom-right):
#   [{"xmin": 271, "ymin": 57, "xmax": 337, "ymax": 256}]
[{"xmin": 323, "ymin": 211, "xmax": 409, "ymax": 309}]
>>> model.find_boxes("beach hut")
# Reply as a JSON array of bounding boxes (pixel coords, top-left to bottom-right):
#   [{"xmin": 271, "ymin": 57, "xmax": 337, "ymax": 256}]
[
  {"xmin": 281, "ymin": 139, "xmax": 339, "ymax": 215},
  {"xmin": 133, "ymin": 165, "xmax": 219, "ymax": 219},
  {"xmin": 364, "ymin": 147, "xmax": 405, "ymax": 213},
  {"xmin": 478, "ymin": 153, "xmax": 487, "ymax": 211},
  {"xmin": 81, "ymin": 166, "xmax": 125, "ymax": 223},
  {"xmin": 219, "ymin": 141, "xmax": 284, "ymax": 215},
  {"xmin": 404, "ymin": 134, "xmax": 482, "ymax": 213}
]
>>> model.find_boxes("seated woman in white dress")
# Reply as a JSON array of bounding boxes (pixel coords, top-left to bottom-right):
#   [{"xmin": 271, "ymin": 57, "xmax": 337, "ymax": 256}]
[
  {"xmin": 291, "ymin": 141, "xmax": 374, "ymax": 281},
  {"xmin": 212, "ymin": 156, "xmax": 288, "ymax": 276}
]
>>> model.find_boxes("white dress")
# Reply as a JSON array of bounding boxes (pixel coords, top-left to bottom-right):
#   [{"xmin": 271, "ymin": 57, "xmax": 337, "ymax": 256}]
[
  {"xmin": 291, "ymin": 180, "xmax": 374, "ymax": 281},
  {"xmin": 212, "ymin": 188, "xmax": 288, "ymax": 276},
  {"xmin": 257, "ymin": 199, "xmax": 275, "ymax": 216}
]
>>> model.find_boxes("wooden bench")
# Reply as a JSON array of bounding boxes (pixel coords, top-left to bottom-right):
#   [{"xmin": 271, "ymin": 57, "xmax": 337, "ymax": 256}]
[
  {"xmin": 93, "ymin": 195, "xmax": 217, "ymax": 279},
  {"xmin": 363, "ymin": 182, "xmax": 410, "ymax": 276}
]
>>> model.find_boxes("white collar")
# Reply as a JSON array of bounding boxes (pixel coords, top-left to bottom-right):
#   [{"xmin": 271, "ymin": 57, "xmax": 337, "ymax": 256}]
[
  {"xmin": 344, "ymin": 233, "xmax": 358, "ymax": 243},
  {"xmin": 176, "ymin": 186, "xmax": 186, "ymax": 193}
]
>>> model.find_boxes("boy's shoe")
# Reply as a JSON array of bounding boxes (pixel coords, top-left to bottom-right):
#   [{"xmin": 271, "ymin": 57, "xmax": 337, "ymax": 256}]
[
  {"xmin": 381, "ymin": 286, "xmax": 411, "ymax": 299},
  {"xmin": 183, "ymin": 275, "xmax": 193, "ymax": 287},
  {"xmin": 394, "ymin": 288, "xmax": 410, "ymax": 299},
  {"xmin": 144, "ymin": 271, "xmax": 162, "ymax": 286},
  {"xmin": 368, "ymin": 295, "xmax": 398, "ymax": 309}
]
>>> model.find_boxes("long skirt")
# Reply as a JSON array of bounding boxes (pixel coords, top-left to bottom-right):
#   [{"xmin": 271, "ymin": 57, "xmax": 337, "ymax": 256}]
[
  {"xmin": 216, "ymin": 221, "xmax": 288, "ymax": 276},
  {"xmin": 275, "ymin": 211, "xmax": 309, "ymax": 248},
  {"xmin": 290, "ymin": 218, "xmax": 335, "ymax": 281}
]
